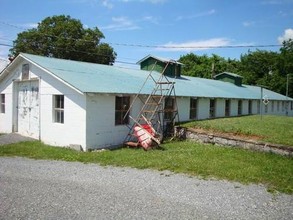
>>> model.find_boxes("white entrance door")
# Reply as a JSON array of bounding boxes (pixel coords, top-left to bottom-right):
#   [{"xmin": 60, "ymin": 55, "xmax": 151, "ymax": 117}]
[{"xmin": 17, "ymin": 80, "xmax": 39, "ymax": 139}]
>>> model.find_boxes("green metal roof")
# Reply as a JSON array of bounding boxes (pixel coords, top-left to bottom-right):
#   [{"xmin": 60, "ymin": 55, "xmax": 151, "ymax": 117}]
[{"xmin": 13, "ymin": 53, "xmax": 292, "ymax": 101}]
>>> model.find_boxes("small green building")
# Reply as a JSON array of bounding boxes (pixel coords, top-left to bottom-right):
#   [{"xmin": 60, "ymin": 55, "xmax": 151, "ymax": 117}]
[
  {"xmin": 213, "ymin": 72, "xmax": 243, "ymax": 86},
  {"xmin": 137, "ymin": 55, "xmax": 183, "ymax": 78}
]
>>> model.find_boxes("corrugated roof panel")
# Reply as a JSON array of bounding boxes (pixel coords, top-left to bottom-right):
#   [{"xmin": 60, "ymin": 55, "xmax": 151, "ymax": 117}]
[{"xmin": 21, "ymin": 53, "xmax": 292, "ymax": 101}]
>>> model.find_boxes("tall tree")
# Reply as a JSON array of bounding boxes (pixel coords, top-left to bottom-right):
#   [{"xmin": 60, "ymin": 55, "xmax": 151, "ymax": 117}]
[
  {"xmin": 10, "ymin": 15, "xmax": 116, "ymax": 65},
  {"xmin": 178, "ymin": 53, "xmax": 240, "ymax": 78},
  {"xmin": 279, "ymin": 39, "xmax": 293, "ymax": 97}
]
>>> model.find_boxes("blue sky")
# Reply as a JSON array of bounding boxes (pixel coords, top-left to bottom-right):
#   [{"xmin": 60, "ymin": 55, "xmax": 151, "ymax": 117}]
[{"xmin": 0, "ymin": 0, "xmax": 293, "ymax": 69}]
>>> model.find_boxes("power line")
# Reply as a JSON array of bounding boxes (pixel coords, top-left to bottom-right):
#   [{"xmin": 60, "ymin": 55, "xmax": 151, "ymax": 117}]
[
  {"xmin": 0, "ymin": 20, "xmax": 282, "ymax": 50},
  {"xmin": 0, "ymin": 43, "xmax": 13, "ymax": 47},
  {"xmin": 108, "ymin": 42, "xmax": 281, "ymax": 49}
]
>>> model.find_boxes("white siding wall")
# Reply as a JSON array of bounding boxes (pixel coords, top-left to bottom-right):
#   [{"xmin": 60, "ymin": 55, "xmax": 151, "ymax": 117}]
[
  {"xmin": 176, "ymin": 97, "xmax": 190, "ymax": 122},
  {"xmin": 230, "ymin": 99, "xmax": 239, "ymax": 116},
  {"xmin": 35, "ymin": 65, "xmax": 86, "ymax": 150},
  {"xmin": 251, "ymin": 100, "xmax": 259, "ymax": 115},
  {"xmin": 197, "ymin": 98, "xmax": 209, "ymax": 120},
  {"xmin": 0, "ymin": 80, "xmax": 14, "ymax": 133},
  {"xmin": 242, "ymin": 100, "xmax": 248, "ymax": 115},
  {"xmin": 215, "ymin": 99, "xmax": 225, "ymax": 118},
  {"xmin": 85, "ymin": 94, "xmax": 142, "ymax": 149},
  {"xmin": 0, "ymin": 64, "xmax": 22, "ymax": 133}
]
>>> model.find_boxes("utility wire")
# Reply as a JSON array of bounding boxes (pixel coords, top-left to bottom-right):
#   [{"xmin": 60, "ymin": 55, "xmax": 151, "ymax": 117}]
[{"xmin": 0, "ymin": 20, "xmax": 282, "ymax": 50}]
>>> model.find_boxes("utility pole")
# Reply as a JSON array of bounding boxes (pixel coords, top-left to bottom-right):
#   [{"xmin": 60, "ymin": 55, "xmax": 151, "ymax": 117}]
[{"xmin": 286, "ymin": 74, "xmax": 290, "ymax": 116}]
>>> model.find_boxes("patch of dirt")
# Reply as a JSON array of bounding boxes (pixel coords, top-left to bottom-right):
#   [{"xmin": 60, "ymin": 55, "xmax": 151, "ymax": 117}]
[{"xmin": 187, "ymin": 127, "xmax": 264, "ymax": 142}]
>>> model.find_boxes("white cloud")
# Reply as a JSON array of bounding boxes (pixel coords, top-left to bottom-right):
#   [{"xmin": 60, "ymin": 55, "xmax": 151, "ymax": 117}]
[
  {"xmin": 20, "ymin": 23, "xmax": 38, "ymax": 29},
  {"xmin": 101, "ymin": 0, "xmax": 113, "ymax": 9},
  {"xmin": 278, "ymin": 28, "xmax": 293, "ymax": 44},
  {"xmin": 242, "ymin": 21, "xmax": 255, "ymax": 27},
  {"xmin": 101, "ymin": 16, "xmax": 140, "ymax": 31},
  {"xmin": 141, "ymin": 16, "xmax": 159, "ymax": 24},
  {"xmin": 157, "ymin": 38, "xmax": 231, "ymax": 52},
  {"xmin": 176, "ymin": 9, "xmax": 216, "ymax": 21}
]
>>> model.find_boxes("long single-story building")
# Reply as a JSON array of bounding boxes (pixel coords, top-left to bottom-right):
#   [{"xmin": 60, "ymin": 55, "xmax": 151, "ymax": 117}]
[{"xmin": 0, "ymin": 53, "xmax": 292, "ymax": 151}]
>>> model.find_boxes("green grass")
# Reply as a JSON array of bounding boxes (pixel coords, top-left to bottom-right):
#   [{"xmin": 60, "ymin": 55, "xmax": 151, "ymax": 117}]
[
  {"xmin": 0, "ymin": 140, "xmax": 292, "ymax": 194},
  {"xmin": 182, "ymin": 115, "xmax": 293, "ymax": 146}
]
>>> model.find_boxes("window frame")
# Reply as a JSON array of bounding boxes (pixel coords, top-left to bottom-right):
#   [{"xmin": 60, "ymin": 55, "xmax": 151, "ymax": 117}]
[
  {"xmin": 209, "ymin": 99, "xmax": 216, "ymax": 118},
  {"xmin": 225, "ymin": 99, "xmax": 230, "ymax": 117},
  {"xmin": 22, "ymin": 63, "xmax": 30, "ymax": 80},
  {"xmin": 53, "ymin": 95, "xmax": 64, "ymax": 124},
  {"xmin": 0, "ymin": 94, "xmax": 5, "ymax": 114},
  {"xmin": 164, "ymin": 97, "xmax": 175, "ymax": 121},
  {"xmin": 238, "ymin": 100, "xmax": 242, "ymax": 115},
  {"xmin": 115, "ymin": 96, "xmax": 130, "ymax": 125},
  {"xmin": 189, "ymin": 97, "xmax": 197, "ymax": 119},
  {"xmin": 248, "ymin": 100, "xmax": 252, "ymax": 115}
]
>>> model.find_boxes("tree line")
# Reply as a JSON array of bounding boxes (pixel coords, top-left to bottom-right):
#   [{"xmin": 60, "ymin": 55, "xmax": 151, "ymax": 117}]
[{"xmin": 178, "ymin": 39, "xmax": 293, "ymax": 97}]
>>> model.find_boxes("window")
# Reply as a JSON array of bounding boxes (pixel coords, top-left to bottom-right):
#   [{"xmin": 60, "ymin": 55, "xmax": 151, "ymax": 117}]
[
  {"xmin": 271, "ymin": 101, "xmax": 274, "ymax": 112},
  {"xmin": 238, "ymin": 100, "xmax": 242, "ymax": 115},
  {"xmin": 0, "ymin": 94, "xmax": 5, "ymax": 113},
  {"xmin": 225, "ymin": 100, "xmax": 230, "ymax": 117},
  {"xmin": 257, "ymin": 100, "xmax": 260, "ymax": 114},
  {"xmin": 189, "ymin": 98, "xmax": 197, "ymax": 119},
  {"xmin": 115, "ymin": 96, "xmax": 130, "ymax": 125},
  {"xmin": 53, "ymin": 95, "xmax": 64, "ymax": 123},
  {"xmin": 248, "ymin": 100, "xmax": 252, "ymax": 115},
  {"xmin": 164, "ymin": 97, "xmax": 174, "ymax": 120},
  {"xmin": 209, "ymin": 99, "xmax": 216, "ymax": 118},
  {"xmin": 22, "ymin": 64, "xmax": 29, "ymax": 80}
]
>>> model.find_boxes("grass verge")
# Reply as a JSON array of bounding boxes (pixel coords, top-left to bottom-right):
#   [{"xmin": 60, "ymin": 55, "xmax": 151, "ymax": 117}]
[
  {"xmin": 0, "ymin": 140, "xmax": 292, "ymax": 194},
  {"xmin": 182, "ymin": 115, "xmax": 293, "ymax": 146}
]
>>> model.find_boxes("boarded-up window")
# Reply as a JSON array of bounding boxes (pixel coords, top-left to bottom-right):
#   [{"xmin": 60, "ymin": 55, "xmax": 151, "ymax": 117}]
[
  {"xmin": 53, "ymin": 95, "xmax": 64, "ymax": 123},
  {"xmin": 164, "ymin": 97, "xmax": 174, "ymax": 120},
  {"xmin": 115, "ymin": 96, "xmax": 130, "ymax": 125},
  {"xmin": 189, "ymin": 98, "xmax": 197, "ymax": 119},
  {"xmin": 22, "ymin": 64, "xmax": 29, "ymax": 80},
  {"xmin": 248, "ymin": 100, "xmax": 252, "ymax": 114},
  {"xmin": 238, "ymin": 100, "xmax": 242, "ymax": 115},
  {"xmin": 225, "ymin": 100, "xmax": 230, "ymax": 117},
  {"xmin": 209, "ymin": 99, "xmax": 216, "ymax": 118},
  {"xmin": 0, "ymin": 94, "xmax": 5, "ymax": 113}
]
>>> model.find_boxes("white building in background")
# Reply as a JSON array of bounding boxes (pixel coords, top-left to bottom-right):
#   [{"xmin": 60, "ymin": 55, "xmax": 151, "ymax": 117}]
[{"xmin": 0, "ymin": 53, "xmax": 292, "ymax": 151}]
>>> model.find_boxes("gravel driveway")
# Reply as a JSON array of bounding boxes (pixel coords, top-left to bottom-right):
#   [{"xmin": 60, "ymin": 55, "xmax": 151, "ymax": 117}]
[{"xmin": 0, "ymin": 157, "xmax": 292, "ymax": 219}]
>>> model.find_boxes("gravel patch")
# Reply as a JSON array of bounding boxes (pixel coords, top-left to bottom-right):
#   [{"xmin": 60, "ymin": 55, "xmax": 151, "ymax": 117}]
[{"xmin": 0, "ymin": 157, "xmax": 292, "ymax": 219}]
